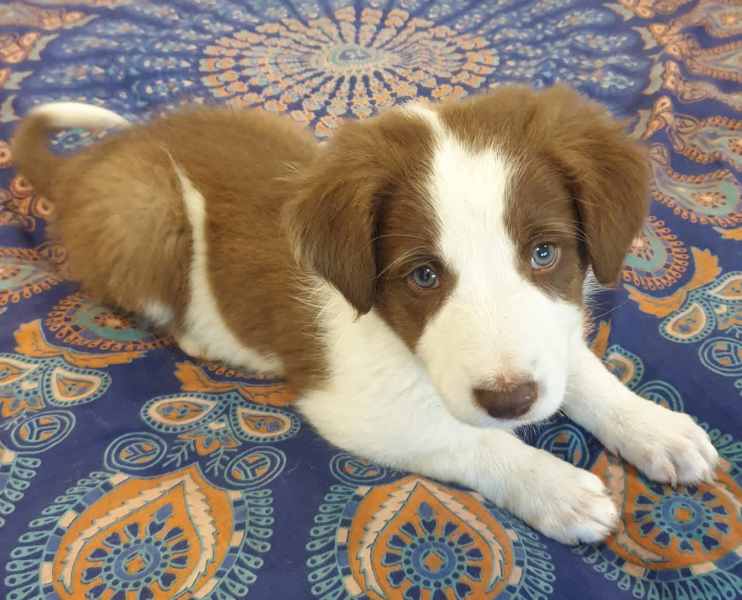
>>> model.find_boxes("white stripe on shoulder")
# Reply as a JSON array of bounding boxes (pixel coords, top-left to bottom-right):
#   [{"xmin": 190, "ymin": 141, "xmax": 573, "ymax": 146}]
[
  {"xmin": 403, "ymin": 102, "xmax": 444, "ymax": 134},
  {"xmin": 141, "ymin": 300, "xmax": 174, "ymax": 328},
  {"xmin": 172, "ymin": 159, "xmax": 284, "ymax": 374},
  {"xmin": 29, "ymin": 102, "xmax": 129, "ymax": 129}
]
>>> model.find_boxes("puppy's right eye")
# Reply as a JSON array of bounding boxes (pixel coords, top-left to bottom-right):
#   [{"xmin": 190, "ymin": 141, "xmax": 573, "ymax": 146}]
[
  {"xmin": 530, "ymin": 242, "xmax": 560, "ymax": 271},
  {"xmin": 408, "ymin": 265, "xmax": 440, "ymax": 290}
]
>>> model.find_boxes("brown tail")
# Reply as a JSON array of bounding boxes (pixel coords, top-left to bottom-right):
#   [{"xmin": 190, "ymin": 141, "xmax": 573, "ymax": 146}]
[
  {"xmin": 11, "ymin": 112, "xmax": 63, "ymax": 198},
  {"xmin": 12, "ymin": 103, "xmax": 129, "ymax": 198}
]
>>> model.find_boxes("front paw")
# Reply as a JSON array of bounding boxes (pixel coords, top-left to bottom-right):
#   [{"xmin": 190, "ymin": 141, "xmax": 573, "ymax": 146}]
[
  {"xmin": 613, "ymin": 402, "xmax": 718, "ymax": 485},
  {"xmin": 509, "ymin": 455, "xmax": 619, "ymax": 545}
]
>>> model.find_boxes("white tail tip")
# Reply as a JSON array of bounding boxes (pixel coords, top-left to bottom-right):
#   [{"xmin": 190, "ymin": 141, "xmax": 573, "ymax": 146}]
[{"xmin": 29, "ymin": 102, "xmax": 129, "ymax": 130}]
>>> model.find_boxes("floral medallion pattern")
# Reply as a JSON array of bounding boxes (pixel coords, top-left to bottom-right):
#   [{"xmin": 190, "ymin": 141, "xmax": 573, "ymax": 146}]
[
  {"xmin": 0, "ymin": 174, "xmax": 54, "ymax": 231},
  {"xmin": 1, "ymin": 0, "xmax": 741, "ymax": 598},
  {"xmin": 0, "ymin": 442, "xmax": 39, "ymax": 529},
  {"xmin": 141, "ymin": 389, "xmax": 299, "ymax": 481},
  {"xmin": 45, "ymin": 292, "xmax": 172, "ymax": 353},
  {"xmin": 5, "ymin": 465, "xmax": 273, "ymax": 599},
  {"xmin": 306, "ymin": 459, "xmax": 556, "ymax": 599},
  {"xmin": 649, "ymin": 144, "xmax": 742, "ymax": 230},
  {"xmin": 574, "ymin": 329, "xmax": 742, "ymax": 598},
  {"xmin": 641, "ymin": 96, "xmax": 742, "ymax": 171},
  {"xmin": 623, "ymin": 216, "xmax": 690, "ymax": 290},
  {"xmin": 577, "ymin": 431, "xmax": 741, "ymax": 600},
  {"xmin": 0, "ymin": 244, "xmax": 64, "ymax": 306},
  {"xmin": 7, "ymin": 0, "xmax": 656, "ymax": 135}
]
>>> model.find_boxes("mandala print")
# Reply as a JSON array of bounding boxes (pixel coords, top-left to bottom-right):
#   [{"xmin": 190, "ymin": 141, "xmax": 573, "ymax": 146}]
[
  {"xmin": 3, "ymin": 359, "xmax": 297, "ymax": 600},
  {"xmin": 0, "ymin": 173, "xmax": 54, "ymax": 231},
  {"xmin": 306, "ymin": 454, "xmax": 555, "ymax": 599},
  {"xmin": 0, "ymin": 352, "xmax": 110, "ymax": 431},
  {"xmin": 577, "ymin": 431, "xmax": 742, "ymax": 600},
  {"xmin": 126, "ymin": 361, "xmax": 302, "ymax": 485},
  {"xmin": 601, "ymin": 343, "xmax": 685, "ymax": 412},
  {"xmin": 173, "ymin": 360, "xmax": 296, "ymax": 407},
  {"xmin": 534, "ymin": 422, "xmax": 593, "ymax": 468},
  {"xmin": 650, "ymin": 144, "xmax": 742, "ymax": 230},
  {"xmin": 5, "ymin": 465, "xmax": 273, "ymax": 599},
  {"xmin": 633, "ymin": 6, "xmax": 742, "ymax": 243},
  {"xmin": 572, "ymin": 341, "xmax": 742, "ymax": 599},
  {"xmin": 658, "ymin": 59, "xmax": 742, "ymax": 114},
  {"xmin": 140, "ymin": 389, "xmax": 299, "ymax": 483},
  {"xmin": 623, "ymin": 216, "xmax": 689, "ymax": 290},
  {"xmin": 660, "ymin": 272, "xmax": 742, "ymax": 344},
  {"xmin": 641, "ymin": 96, "xmax": 742, "ymax": 171},
  {"xmin": 658, "ymin": 271, "xmax": 742, "ymax": 393},
  {"xmin": 1, "ymin": 0, "xmax": 741, "ymax": 599},
  {"xmin": 0, "ymin": 442, "xmax": 39, "ymax": 529},
  {"xmin": 8, "ymin": 0, "xmax": 652, "ymax": 137},
  {"xmin": 0, "ymin": 328, "xmax": 114, "ymax": 533},
  {"xmin": 45, "ymin": 292, "xmax": 172, "ymax": 353},
  {"xmin": 0, "ymin": 245, "xmax": 65, "ymax": 306}
]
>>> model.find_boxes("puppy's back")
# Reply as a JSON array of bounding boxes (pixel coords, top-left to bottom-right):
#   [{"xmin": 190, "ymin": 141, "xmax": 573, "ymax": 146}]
[{"xmin": 13, "ymin": 106, "xmax": 317, "ymax": 334}]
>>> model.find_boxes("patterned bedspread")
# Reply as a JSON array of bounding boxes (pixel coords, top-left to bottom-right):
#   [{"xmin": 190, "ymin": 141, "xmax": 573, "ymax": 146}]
[{"xmin": 0, "ymin": 1, "xmax": 740, "ymax": 599}]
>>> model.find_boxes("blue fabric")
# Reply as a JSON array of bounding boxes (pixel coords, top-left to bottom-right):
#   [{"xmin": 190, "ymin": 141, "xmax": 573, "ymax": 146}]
[{"xmin": 0, "ymin": 1, "xmax": 740, "ymax": 599}]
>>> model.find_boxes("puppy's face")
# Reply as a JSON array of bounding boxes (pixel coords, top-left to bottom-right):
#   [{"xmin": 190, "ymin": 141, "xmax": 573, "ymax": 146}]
[{"xmin": 289, "ymin": 85, "xmax": 649, "ymax": 429}]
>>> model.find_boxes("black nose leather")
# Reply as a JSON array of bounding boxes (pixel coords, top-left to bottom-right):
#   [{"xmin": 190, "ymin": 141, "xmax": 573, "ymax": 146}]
[{"xmin": 474, "ymin": 380, "xmax": 538, "ymax": 419}]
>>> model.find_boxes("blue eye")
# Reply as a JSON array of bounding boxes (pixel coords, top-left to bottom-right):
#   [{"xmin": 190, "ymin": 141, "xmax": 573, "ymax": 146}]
[
  {"xmin": 409, "ymin": 265, "xmax": 439, "ymax": 289},
  {"xmin": 531, "ymin": 243, "xmax": 559, "ymax": 270}
]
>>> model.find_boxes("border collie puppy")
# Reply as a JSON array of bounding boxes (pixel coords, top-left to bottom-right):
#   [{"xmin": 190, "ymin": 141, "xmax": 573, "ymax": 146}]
[{"xmin": 13, "ymin": 85, "xmax": 718, "ymax": 544}]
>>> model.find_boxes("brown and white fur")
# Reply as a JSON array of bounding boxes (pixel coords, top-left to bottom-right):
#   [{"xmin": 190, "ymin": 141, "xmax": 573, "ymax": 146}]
[{"xmin": 13, "ymin": 86, "xmax": 718, "ymax": 544}]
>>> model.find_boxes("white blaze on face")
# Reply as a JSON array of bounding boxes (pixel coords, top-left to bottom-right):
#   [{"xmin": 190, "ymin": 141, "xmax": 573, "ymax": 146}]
[{"xmin": 410, "ymin": 106, "xmax": 583, "ymax": 428}]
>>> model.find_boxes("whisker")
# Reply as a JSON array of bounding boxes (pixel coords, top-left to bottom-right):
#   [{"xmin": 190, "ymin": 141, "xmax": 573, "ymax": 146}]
[
  {"xmin": 376, "ymin": 246, "xmax": 430, "ymax": 279},
  {"xmin": 588, "ymin": 298, "xmax": 631, "ymax": 321}
]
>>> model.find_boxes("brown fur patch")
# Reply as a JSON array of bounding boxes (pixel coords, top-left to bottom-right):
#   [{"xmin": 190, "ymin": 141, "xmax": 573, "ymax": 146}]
[
  {"xmin": 285, "ymin": 108, "xmax": 455, "ymax": 348},
  {"xmin": 12, "ymin": 84, "xmax": 648, "ymax": 395},
  {"xmin": 18, "ymin": 122, "xmax": 193, "ymax": 324},
  {"xmin": 438, "ymin": 84, "xmax": 650, "ymax": 295},
  {"xmin": 506, "ymin": 158, "xmax": 586, "ymax": 304},
  {"xmin": 14, "ymin": 107, "xmax": 328, "ymax": 392}
]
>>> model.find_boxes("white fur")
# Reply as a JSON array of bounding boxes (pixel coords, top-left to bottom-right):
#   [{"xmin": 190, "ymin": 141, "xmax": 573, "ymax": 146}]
[
  {"xmin": 30, "ymin": 102, "xmax": 129, "ymax": 129},
  {"xmin": 416, "ymin": 110, "xmax": 582, "ymax": 428},
  {"xmin": 141, "ymin": 300, "xmax": 173, "ymax": 328},
  {"xmin": 298, "ymin": 107, "xmax": 613, "ymax": 544},
  {"xmin": 174, "ymin": 161, "xmax": 284, "ymax": 373},
  {"xmin": 564, "ymin": 342, "xmax": 718, "ymax": 485},
  {"xmin": 104, "ymin": 100, "xmax": 716, "ymax": 546},
  {"xmin": 298, "ymin": 285, "xmax": 618, "ymax": 544},
  {"xmin": 297, "ymin": 104, "xmax": 716, "ymax": 544}
]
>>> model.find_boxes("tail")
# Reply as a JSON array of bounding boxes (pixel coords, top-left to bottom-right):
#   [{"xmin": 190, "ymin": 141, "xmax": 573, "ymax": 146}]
[{"xmin": 12, "ymin": 102, "xmax": 129, "ymax": 197}]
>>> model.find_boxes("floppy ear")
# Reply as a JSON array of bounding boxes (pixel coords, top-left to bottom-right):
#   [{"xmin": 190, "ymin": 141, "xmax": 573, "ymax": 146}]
[
  {"xmin": 536, "ymin": 85, "xmax": 650, "ymax": 285},
  {"xmin": 284, "ymin": 121, "xmax": 387, "ymax": 315}
]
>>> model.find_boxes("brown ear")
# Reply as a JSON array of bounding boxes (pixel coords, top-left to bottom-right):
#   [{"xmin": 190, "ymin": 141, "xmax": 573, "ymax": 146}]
[
  {"xmin": 284, "ymin": 121, "xmax": 388, "ymax": 315},
  {"xmin": 535, "ymin": 85, "xmax": 650, "ymax": 285}
]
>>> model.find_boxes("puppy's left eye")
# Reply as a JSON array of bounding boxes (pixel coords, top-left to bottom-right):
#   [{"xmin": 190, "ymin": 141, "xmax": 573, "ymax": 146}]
[
  {"xmin": 531, "ymin": 243, "xmax": 559, "ymax": 270},
  {"xmin": 408, "ymin": 264, "xmax": 440, "ymax": 289}
]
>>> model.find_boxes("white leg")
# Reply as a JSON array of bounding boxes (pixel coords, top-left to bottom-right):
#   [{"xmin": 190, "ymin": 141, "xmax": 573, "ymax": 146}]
[
  {"xmin": 563, "ymin": 340, "xmax": 719, "ymax": 485},
  {"xmin": 299, "ymin": 376, "xmax": 618, "ymax": 545},
  {"xmin": 176, "ymin": 332, "xmax": 206, "ymax": 359}
]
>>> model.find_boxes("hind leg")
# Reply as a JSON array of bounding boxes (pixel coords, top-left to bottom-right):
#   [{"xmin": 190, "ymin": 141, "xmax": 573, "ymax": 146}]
[
  {"xmin": 175, "ymin": 332, "xmax": 208, "ymax": 360},
  {"xmin": 173, "ymin": 325, "xmax": 284, "ymax": 375}
]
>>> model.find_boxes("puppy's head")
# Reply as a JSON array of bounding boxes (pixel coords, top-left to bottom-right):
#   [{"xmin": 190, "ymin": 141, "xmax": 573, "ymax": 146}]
[{"xmin": 287, "ymin": 85, "xmax": 649, "ymax": 428}]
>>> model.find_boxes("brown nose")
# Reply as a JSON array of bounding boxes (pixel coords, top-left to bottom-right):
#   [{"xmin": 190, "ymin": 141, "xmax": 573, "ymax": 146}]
[{"xmin": 474, "ymin": 379, "xmax": 538, "ymax": 419}]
